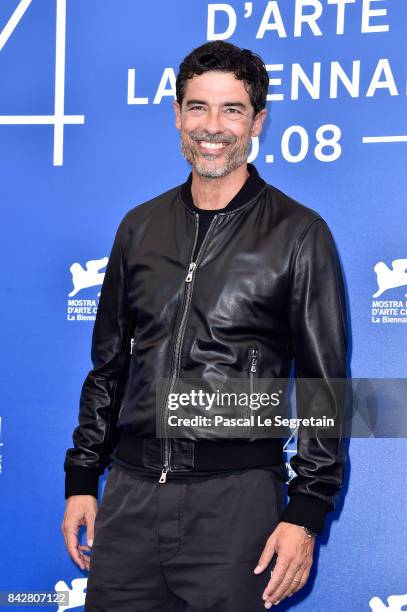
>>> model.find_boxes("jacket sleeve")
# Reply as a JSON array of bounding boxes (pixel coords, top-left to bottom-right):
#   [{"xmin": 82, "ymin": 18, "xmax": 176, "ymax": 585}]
[
  {"xmin": 64, "ymin": 215, "xmax": 133, "ymax": 499},
  {"xmin": 278, "ymin": 217, "xmax": 349, "ymax": 535}
]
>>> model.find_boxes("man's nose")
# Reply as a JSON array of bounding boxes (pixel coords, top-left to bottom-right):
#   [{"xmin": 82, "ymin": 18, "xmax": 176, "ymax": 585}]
[{"xmin": 203, "ymin": 109, "xmax": 224, "ymax": 135}]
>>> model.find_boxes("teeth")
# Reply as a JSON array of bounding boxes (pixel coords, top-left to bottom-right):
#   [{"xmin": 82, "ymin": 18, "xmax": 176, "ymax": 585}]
[{"xmin": 199, "ymin": 141, "xmax": 226, "ymax": 149}]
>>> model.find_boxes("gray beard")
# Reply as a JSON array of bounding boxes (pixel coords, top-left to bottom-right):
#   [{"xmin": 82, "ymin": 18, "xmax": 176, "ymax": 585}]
[{"xmin": 180, "ymin": 137, "xmax": 251, "ymax": 179}]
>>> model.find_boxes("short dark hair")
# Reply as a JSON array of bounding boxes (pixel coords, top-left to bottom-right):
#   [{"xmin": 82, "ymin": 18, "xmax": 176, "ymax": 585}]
[{"xmin": 176, "ymin": 41, "xmax": 269, "ymax": 116}]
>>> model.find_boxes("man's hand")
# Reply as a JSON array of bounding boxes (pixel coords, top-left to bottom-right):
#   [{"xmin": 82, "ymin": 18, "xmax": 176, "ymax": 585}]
[
  {"xmin": 253, "ymin": 521, "xmax": 315, "ymax": 608},
  {"xmin": 61, "ymin": 495, "xmax": 98, "ymax": 571}
]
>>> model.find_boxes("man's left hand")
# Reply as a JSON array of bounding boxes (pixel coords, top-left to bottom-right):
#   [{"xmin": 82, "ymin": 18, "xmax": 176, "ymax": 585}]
[{"xmin": 253, "ymin": 521, "xmax": 315, "ymax": 607}]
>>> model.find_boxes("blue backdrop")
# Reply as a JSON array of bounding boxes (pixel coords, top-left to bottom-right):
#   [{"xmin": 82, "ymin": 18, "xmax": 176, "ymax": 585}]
[{"xmin": 0, "ymin": 0, "xmax": 406, "ymax": 610}]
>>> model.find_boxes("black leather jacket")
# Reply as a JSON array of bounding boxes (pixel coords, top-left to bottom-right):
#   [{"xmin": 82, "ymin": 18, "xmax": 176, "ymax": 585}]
[{"xmin": 64, "ymin": 164, "xmax": 348, "ymax": 535}]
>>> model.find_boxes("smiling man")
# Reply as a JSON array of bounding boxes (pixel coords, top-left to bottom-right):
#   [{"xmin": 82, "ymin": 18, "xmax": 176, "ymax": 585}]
[
  {"xmin": 62, "ymin": 41, "xmax": 348, "ymax": 611},
  {"xmin": 177, "ymin": 74, "xmax": 255, "ymax": 178}
]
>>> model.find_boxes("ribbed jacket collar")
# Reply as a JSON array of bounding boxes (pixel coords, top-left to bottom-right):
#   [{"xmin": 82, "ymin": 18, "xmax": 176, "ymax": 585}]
[{"xmin": 180, "ymin": 163, "xmax": 266, "ymax": 215}]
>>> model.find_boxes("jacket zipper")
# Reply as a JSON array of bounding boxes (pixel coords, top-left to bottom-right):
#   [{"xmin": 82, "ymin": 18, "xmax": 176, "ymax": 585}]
[
  {"xmin": 249, "ymin": 347, "xmax": 258, "ymax": 397},
  {"xmin": 159, "ymin": 212, "xmax": 219, "ymax": 483},
  {"xmin": 245, "ymin": 347, "xmax": 258, "ymax": 435}
]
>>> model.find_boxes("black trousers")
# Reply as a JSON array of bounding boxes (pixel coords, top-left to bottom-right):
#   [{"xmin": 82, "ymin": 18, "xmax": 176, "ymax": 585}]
[{"xmin": 85, "ymin": 465, "xmax": 284, "ymax": 611}]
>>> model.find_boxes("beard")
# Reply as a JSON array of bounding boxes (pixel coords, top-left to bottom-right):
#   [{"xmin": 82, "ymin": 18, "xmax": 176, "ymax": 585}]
[{"xmin": 179, "ymin": 129, "xmax": 252, "ymax": 179}]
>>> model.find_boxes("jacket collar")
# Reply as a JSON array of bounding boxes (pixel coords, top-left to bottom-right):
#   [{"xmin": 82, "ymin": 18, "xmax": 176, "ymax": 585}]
[{"xmin": 180, "ymin": 163, "xmax": 266, "ymax": 215}]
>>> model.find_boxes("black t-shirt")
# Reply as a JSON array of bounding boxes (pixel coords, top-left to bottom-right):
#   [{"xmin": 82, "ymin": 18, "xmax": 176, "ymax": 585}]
[{"xmin": 185, "ymin": 163, "xmax": 265, "ymax": 259}]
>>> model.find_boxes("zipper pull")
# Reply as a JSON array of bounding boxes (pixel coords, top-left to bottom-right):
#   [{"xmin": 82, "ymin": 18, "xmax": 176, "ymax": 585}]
[
  {"xmin": 249, "ymin": 348, "xmax": 258, "ymax": 373},
  {"xmin": 130, "ymin": 338, "xmax": 134, "ymax": 355},
  {"xmin": 185, "ymin": 262, "xmax": 197, "ymax": 283},
  {"xmin": 159, "ymin": 466, "xmax": 169, "ymax": 483}
]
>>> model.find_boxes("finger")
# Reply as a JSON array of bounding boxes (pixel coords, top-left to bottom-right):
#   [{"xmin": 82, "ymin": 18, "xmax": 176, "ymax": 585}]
[
  {"xmin": 86, "ymin": 511, "xmax": 96, "ymax": 548},
  {"xmin": 285, "ymin": 573, "xmax": 303, "ymax": 599},
  {"xmin": 253, "ymin": 535, "xmax": 276, "ymax": 574},
  {"xmin": 65, "ymin": 527, "xmax": 85, "ymax": 571},
  {"xmin": 60, "ymin": 521, "xmax": 68, "ymax": 550},
  {"xmin": 78, "ymin": 546, "xmax": 91, "ymax": 563},
  {"xmin": 263, "ymin": 558, "xmax": 302, "ymax": 605},
  {"xmin": 288, "ymin": 563, "xmax": 312, "ymax": 598},
  {"xmin": 81, "ymin": 551, "xmax": 91, "ymax": 572},
  {"xmin": 61, "ymin": 517, "xmax": 73, "ymax": 558},
  {"xmin": 270, "ymin": 562, "xmax": 306, "ymax": 605},
  {"xmin": 261, "ymin": 555, "xmax": 290, "ymax": 600},
  {"xmin": 78, "ymin": 544, "xmax": 92, "ymax": 552},
  {"xmin": 78, "ymin": 552, "xmax": 90, "ymax": 572}
]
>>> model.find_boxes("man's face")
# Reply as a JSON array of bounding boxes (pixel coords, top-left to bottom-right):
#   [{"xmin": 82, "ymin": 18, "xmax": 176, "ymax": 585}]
[{"xmin": 174, "ymin": 71, "xmax": 267, "ymax": 179}]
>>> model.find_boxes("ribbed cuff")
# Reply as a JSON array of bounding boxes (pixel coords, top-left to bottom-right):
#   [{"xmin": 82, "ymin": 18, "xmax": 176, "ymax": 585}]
[
  {"xmin": 278, "ymin": 493, "xmax": 332, "ymax": 535},
  {"xmin": 64, "ymin": 467, "xmax": 102, "ymax": 499}
]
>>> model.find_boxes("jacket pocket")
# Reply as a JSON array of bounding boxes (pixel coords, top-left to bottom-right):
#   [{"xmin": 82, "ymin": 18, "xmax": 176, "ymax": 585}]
[{"xmin": 118, "ymin": 335, "xmax": 136, "ymax": 421}]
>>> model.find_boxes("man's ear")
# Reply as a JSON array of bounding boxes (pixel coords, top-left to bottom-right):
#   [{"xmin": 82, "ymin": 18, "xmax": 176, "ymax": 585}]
[
  {"xmin": 250, "ymin": 108, "xmax": 267, "ymax": 138},
  {"xmin": 173, "ymin": 100, "xmax": 181, "ymax": 130}
]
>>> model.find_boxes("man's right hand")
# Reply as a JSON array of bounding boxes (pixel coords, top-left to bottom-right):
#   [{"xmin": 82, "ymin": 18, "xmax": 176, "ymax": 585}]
[{"xmin": 61, "ymin": 495, "xmax": 98, "ymax": 571}]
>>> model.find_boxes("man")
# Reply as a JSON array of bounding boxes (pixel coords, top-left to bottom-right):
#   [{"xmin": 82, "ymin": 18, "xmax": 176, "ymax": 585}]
[{"xmin": 61, "ymin": 40, "xmax": 348, "ymax": 611}]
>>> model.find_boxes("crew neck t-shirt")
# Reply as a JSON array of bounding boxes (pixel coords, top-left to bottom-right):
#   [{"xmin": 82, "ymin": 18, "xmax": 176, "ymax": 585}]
[{"xmin": 185, "ymin": 163, "xmax": 265, "ymax": 260}]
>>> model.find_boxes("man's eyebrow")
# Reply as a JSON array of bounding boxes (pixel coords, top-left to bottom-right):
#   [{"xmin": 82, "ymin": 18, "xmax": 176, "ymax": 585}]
[
  {"xmin": 222, "ymin": 101, "xmax": 247, "ymax": 109},
  {"xmin": 185, "ymin": 99, "xmax": 208, "ymax": 106},
  {"xmin": 185, "ymin": 99, "xmax": 248, "ymax": 109}
]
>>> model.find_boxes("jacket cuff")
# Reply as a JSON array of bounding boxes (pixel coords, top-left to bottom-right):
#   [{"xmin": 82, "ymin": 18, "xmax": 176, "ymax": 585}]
[
  {"xmin": 278, "ymin": 493, "xmax": 332, "ymax": 535},
  {"xmin": 65, "ymin": 467, "xmax": 102, "ymax": 499}
]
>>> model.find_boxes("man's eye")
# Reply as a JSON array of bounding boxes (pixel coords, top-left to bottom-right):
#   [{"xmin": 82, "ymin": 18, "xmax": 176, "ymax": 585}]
[
  {"xmin": 225, "ymin": 108, "xmax": 240, "ymax": 114},
  {"xmin": 189, "ymin": 105, "xmax": 205, "ymax": 111}
]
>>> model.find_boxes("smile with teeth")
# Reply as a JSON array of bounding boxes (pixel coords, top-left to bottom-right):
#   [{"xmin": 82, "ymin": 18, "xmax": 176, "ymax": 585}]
[{"xmin": 198, "ymin": 141, "xmax": 228, "ymax": 150}]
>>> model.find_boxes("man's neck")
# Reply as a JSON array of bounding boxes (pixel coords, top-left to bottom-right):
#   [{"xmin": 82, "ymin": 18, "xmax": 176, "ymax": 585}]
[{"xmin": 190, "ymin": 163, "xmax": 250, "ymax": 211}]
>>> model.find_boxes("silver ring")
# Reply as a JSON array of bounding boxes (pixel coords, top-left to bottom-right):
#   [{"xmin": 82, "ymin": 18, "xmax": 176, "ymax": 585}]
[{"xmin": 293, "ymin": 578, "xmax": 301, "ymax": 583}]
